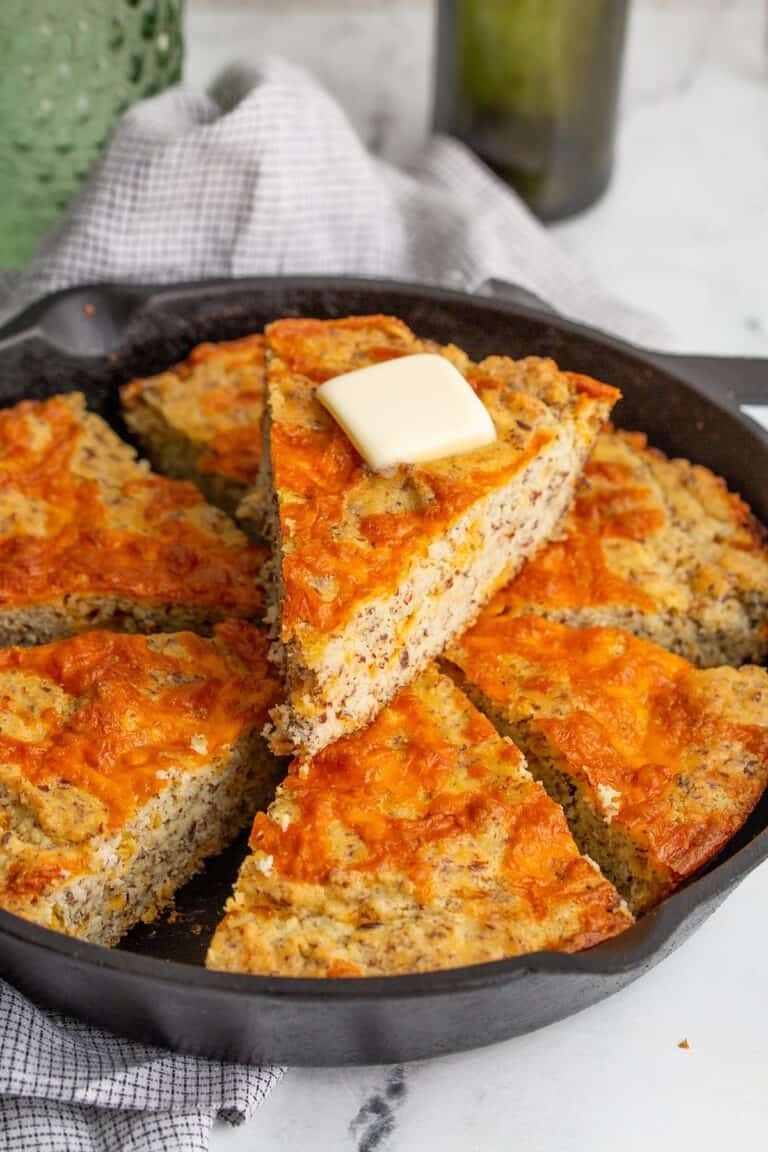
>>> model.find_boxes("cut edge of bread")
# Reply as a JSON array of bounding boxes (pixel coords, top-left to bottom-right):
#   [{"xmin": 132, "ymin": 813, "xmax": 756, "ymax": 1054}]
[
  {"xmin": 7, "ymin": 729, "xmax": 281, "ymax": 946},
  {"xmin": 0, "ymin": 596, "xmax": 249, "ymax": 649},
  {"xmin": 265, "ymin": 421, "xmax": 596, "ymax": 756},
  {"xmin": 122, "ymin": 394, "xmax": 250, "ymax": 522},
  {"xmin": 523, "ymin": 602, "xmax": 768, "ymax": 669},
  {"xmin": 441, "ymin": 664, "xmax": 677, "ymax": 915}
]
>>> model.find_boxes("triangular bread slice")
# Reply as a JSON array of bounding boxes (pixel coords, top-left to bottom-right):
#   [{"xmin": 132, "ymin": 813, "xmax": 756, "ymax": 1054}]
[
  {"xmin": 491, "ymin": 427, "xmax": 768, "ymax": 667},
  {"xmin": 260, "ymin": 315, "xmax": 619, "ymax": 756},
  {"xmin": 0, "ymin": 621, "xmax": 280, "ymax": 945},
  {"xmin": 0, "ymin": 392, "xmax": 265, "ymax": 645},
  {"xmin": 445, "ymin": 613, "xmax": 768, "ymax": 914},
  {"xmin": 207, "ymin": 664, "xmax": 632, "ymax": 977},
  {"xmin": 121, "ymin": 333, "xmax": 265, "ymax": 521}
]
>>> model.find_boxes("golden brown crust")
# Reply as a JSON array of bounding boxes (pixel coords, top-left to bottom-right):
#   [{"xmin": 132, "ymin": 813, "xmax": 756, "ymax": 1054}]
[
  {"xmin": 445, "ymin": 614, "xmax": 768, "ymax": 912},
  {"xmin": 264, "ymin": 315, "xmax": 620, "ymax": 754},
  {"xmin": 495, "ymin": 427, "xmax": 768, "ymax": 665},
  {"xmin": 121, "ymin": 334, "xmax": 265, "ymax": 497},
  {"xmin": 0, "ymin": 392, "xmax": 265, "ymax": 635},
  {"xmin": 207, "ymin": 665, "xmax": 632, "ymax": 977},
  {"xmin": 267, "ymin": 317, "xmax": 618, "ymax": 638},
  {"xmin": 0, "ymin": 621, "xmax": 281, "ymax": 937}
]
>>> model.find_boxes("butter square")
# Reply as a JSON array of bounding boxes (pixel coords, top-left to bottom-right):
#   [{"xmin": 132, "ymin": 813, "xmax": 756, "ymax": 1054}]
[{"xmin": 316, "ymin": 354, "xmax": 497, "ymax": 471}]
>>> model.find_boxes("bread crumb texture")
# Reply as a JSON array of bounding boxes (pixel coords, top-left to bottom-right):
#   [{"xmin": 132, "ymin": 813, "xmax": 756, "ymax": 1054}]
[
  {"xmin": 497, "ymin": 428, "xmax": 768, "ymax": 666},
  {"xmin": 207, "ymin": 664, "xmax": 632, "ymax": 977},
  {"xmin": 0, "ymin": 392, "xmax": 265, "ymax": 644},
  {"xmin": 0, "ymin": 620, "xmax": 281, "ymax": 944},
  {"xmin": 262, "ymin": 314, "xmax": 619, "ymax": 755},
  {"xmin": 445, "ymin": 614, "xmax": 768, "ymax": 914},
  {"xmin": 121, "ymin": 334, "xmax": 265, "ymax": 518}
]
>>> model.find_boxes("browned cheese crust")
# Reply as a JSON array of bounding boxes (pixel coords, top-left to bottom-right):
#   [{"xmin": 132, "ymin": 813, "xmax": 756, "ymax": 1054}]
[
  {"xmin": 0, "ymin": 392, "xmax": 265, "ymax": 645},
  {"xmin": 259, "ymin": 315, "xmax": 620, "ymax": 756},
  {"xmin": 496, "ymin": 428, "xmax": 768, "ymax": 666},
  {"xmin": 0, "ymin": 621, "xmax": 281, "ymax": 944},
  {"xmin": 208, "ymin": 665, "xmax": 632, "ymax": 977},
  {"xmin": 446, "ymin": 614, "xmax": 768, "ymax": 914},
  {"xmin": 121, "ymin": 334, "xmax": 265, "ymax": 521}
]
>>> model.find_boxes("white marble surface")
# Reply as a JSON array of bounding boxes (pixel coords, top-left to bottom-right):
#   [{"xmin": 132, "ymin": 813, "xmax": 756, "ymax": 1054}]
[
  {"xmin": 216, "ymin": 869, "xmax": 768, "ymax": 1152},
  {"xmin": 183, "ymin": 2, "xmax": 768, "ymax": 1149},
  {"xmin": 187, "ymin": 0, "xmax": 768, "ymax": 357},
  {"xmin": 553, "ymin": 0, "xmax": 768, "ymax": 357}
]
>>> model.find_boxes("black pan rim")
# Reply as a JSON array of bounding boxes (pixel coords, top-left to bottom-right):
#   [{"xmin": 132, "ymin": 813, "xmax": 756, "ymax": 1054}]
[
  {"xmin": 0, "ymin": 274, "xmax": 767, "ymax": 1005},
  {"xmin": 1, "ymin": 823, "xmax": 765, "ymax": 1001}
]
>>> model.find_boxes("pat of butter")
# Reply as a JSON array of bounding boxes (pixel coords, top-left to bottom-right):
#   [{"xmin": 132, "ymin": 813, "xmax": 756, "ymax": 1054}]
[{"xmin": 317, "ymin": 354, "xmax": 496, "ymax": 471}]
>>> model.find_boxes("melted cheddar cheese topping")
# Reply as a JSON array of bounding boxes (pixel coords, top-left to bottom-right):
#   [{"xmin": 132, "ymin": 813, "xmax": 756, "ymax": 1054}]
[
  {"xmin": 0, "ymin": 621, "xmax": 280, "ymax": 905},
  {"xmin": 450, "ymin": 614, "xmax": 768, "ymax": 878},
  {"xmin": 498, "ymin": 428, "xmax": 768, "ymax": 617},
  {"xmin": 0, "ymin": 621, "xmax": 278, "ymax": 835},
  {"xmin": 122, "ymin": 334, "xmax": 265, "ymax": 484},
  {"xmin": 0, "ymin": 393, "xmax": 264, "ymax": 611},
  {"xmin": 499, "ymin": 444, "xmax": 663, "ymax": 612},
  {"xmin": 267, "ymin": 316, "xmax": 620, "ymax": 636},
  {"xmin": 249, "ymin": 665, "xmax": 629, "ymax": 947}
]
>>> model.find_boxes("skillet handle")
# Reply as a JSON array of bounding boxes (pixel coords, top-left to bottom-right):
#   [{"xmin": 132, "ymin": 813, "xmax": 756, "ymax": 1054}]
[
  {"xmin": 479, "ymin": 278, "xmax": 768, "ymax": 410},
  {"xmin": 645, "ymin": 351, "xmax": 768, "ymax": 409},
  {"xmin": 0, "ymin": 284, "xmax": 149, "ymax": 358}
]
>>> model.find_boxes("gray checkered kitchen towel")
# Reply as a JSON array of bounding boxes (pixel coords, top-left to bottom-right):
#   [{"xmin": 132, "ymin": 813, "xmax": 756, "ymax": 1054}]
[
  {"xmin": 0, "ymin": 983, "xmax": 282, "ymax": 1152},
  {"xmin": 0, "ymin": 55, "xmax": 665, "ymax": 1152},
  {"xmin": 2, "ymin": 57, "xmax": 664, "ymax": 347}
]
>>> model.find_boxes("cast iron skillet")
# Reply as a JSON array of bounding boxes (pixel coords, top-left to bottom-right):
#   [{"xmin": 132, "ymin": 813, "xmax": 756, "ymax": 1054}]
[{"xmin": 0, "ymin": 276, "xmax": 766, "ymax": 1067}]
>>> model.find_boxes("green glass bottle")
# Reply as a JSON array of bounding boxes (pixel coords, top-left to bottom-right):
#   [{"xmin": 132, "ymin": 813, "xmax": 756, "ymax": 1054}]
[
  {"xmin": 434, "ymin": 0, "xmax": 629, "ymax": 221},
  {"xmin": 0, "ymin": 1, "xmax": 184, "ymax": 269}
]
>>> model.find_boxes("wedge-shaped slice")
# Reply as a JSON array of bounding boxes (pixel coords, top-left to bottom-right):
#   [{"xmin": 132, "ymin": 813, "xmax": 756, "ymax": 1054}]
[
  {"xmin": 0, "ymin": 392, "xmax": 265, "ymax": 645},
  {"xmin": 207, "ymin": 664, "xmax": 632, "ymax": 977},
  {"xmin": 0, "ymin": 621, "xmax": 281, "ymax": 945},
  {"xmin": 445, "ymin": 614, "xmax": 768, "ymax": 915},
  {"xmin": 261, "ymin": 315, "xmax": 620, "ymax": 755},
  {"xmin": 497, "ymin": 428, "xmax": 768, "ymax": 666},
  {"xmin": 121, "ymin": 334, "xmax": 265, "ymax": 520}
]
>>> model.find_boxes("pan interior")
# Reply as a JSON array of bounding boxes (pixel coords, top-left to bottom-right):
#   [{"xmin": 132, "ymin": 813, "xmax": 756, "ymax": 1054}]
[{"xmin": 4, "ymin": 278, "xmax": 768, "ymax": 971}]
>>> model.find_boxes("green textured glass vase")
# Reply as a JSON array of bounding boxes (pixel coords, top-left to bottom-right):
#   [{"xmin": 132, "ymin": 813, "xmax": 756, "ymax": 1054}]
[
  {"xmin": 434, "ymin": 0, "xmax": 629, "ymax": 221},
  {"xmin": 0, "ymin": 1, "xmax": 184, "ymax": 269}
]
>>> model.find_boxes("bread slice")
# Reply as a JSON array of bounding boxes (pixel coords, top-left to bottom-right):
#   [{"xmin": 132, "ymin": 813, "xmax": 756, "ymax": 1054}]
[
  {"xmin": 259, "ymin": 315, "xmax": 620, "ymax": 756},
  {"xmin": 207, "ymin": 664, "xmax": 632, "ymax": 977},
  {"xmin": 497, "ymin": 428, "xmax": 768, "ymax": 666},
  {"xmin": 0, "ymin": 621, "xmax": 281, "ymax": 945},
  {"xmin": 121, "ymin": 334, "xmax": 265, "ymax": 520},
  {"xmin": 445, "ymin": 614, "xmax": 768, "ymax": 915},
  {"xmin": 0, "ymin": 392, "xmax": 265, "ymax": 646}
]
